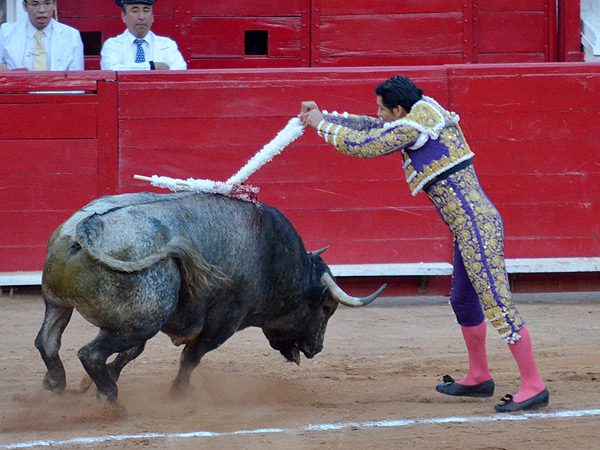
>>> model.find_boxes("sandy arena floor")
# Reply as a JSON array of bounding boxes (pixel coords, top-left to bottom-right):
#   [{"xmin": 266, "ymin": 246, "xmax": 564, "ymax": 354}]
[{"xmin": 1, "ymin": 290, "xmax": 599, "ymax": 449}]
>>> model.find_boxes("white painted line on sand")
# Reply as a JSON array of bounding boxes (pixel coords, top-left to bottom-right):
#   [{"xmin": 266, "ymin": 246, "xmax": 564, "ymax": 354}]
[{"xmin": 2, "ymin": 408, "xmax": 599, "ymax": 449}]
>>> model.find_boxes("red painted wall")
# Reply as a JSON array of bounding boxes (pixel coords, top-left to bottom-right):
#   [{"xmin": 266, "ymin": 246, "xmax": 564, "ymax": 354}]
[
  {"xmin": 0, "ymin": 72, "xmax": 118, "ymax": 271},
  {"xmin": 1, "ymin": 63, "xmax": 598, "ymax": 274},
  {"xmin": 57, "ymin": 0, "xmax": 582, "ymax": 70}
]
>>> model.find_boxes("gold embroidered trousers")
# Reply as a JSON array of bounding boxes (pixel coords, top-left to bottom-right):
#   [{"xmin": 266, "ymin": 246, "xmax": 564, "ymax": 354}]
[{"xmin": 426, "ymin": 165, "xmax": 524, "ymax": 343}]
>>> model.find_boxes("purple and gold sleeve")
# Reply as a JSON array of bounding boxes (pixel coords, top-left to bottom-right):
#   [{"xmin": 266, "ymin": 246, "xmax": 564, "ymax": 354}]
[
  {"xmin": 321, "ymin": 112, "xmax": 384, "ymax": 132},
  {"xmin": 317, "ymin": 119, "xmax": 420, "ymax": 158}
]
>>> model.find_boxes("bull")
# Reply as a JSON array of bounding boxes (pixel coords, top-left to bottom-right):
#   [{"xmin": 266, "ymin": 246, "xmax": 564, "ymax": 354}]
[{"xmin": 36, "ymin": 191, "xmax": 385, "ymax": 403}]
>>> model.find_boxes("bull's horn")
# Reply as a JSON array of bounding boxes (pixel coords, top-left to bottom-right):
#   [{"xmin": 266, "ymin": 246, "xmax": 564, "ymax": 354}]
[
  {"xmin": 320, "ymin": 272, "xmax": 386, "ymax": 307},
  {"xmin": 309, "ymin": 246, "xmax": 330, "ymax": 257}
]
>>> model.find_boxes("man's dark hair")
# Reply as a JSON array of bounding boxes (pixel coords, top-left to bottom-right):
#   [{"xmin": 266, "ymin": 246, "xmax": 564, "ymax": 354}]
[{"xmin": 374, "ymin": 75, "xmax": 423, "ymax": 113}]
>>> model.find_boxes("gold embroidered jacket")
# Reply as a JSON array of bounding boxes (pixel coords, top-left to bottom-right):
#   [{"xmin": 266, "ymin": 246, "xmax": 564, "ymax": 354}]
[{"xmin": 317, "ymin": 96, "xmax": 474, "ymax": 195}]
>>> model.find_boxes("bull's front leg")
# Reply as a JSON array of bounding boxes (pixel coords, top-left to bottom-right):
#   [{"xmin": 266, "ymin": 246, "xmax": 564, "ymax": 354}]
[{"xmin": 170, "ymin": 324, "xmax": 239, "ymax": 396}]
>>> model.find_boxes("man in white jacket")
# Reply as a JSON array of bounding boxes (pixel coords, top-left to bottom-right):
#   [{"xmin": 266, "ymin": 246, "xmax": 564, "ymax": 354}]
[
  {"xmin": 0, "ymin": 0, "xmax": 84, "ymax": 71},
  {"xmin": 101, "ymin": 0, "xmax": 186, "ymax": 71}
]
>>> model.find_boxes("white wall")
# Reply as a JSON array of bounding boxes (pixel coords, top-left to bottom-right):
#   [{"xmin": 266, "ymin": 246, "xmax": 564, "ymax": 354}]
[{"xmin": 6, "ymin": 0, "xmax": 27, "ymax": 22}]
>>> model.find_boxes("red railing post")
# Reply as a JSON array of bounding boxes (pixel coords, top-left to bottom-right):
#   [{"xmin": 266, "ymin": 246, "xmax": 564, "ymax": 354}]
[
  {"xmin": 558, "ymin": 0, "xmax": 585, "ymax": 61},
  {"xmin": 96, "ymin": 78, "xmax": 119, "ymax": 196}
]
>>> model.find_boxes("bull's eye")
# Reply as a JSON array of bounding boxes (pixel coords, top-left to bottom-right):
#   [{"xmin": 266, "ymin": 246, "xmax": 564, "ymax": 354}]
[{"xmin": 322, "ymin": 305, "xmax": 332, "ymax": 315}]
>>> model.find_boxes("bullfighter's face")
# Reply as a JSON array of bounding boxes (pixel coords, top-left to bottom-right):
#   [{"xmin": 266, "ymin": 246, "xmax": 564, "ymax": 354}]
[{"xmin": 377, "ymin": 95, "xmax": 407, "ymax": 122}]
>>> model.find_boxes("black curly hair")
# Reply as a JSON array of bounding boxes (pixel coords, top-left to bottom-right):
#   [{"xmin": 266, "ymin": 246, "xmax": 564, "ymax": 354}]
[{"xmin": 374, "ymin": 75, "xmax": 423, "ymax": 113}]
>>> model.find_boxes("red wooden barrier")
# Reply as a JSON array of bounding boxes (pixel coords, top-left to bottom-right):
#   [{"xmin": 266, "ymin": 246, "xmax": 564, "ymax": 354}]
[
  {"xmin": 559, "ymin": 0, "xmax": 586, "ymax": 62},
  {"xmin": 57, "ymin": 0, "xmax": 581, "ymax": 70},
  {"xmin": 0, "ymin": 72, "xmax": 118, "ymax": 271},
  {"xmin": 1, "ymin": 64, "xmax": 598, "ymax": 294},
  {"xmin": 312, "ymin": 0, "xmax": 557, "ymax": 66},
  {"xmin": 117, "ymin": 65, "xmax": 600, "ymax": 268},
  {"xmin": 448, "ymin": 63, "xmax": 600, "ymax": 258}
]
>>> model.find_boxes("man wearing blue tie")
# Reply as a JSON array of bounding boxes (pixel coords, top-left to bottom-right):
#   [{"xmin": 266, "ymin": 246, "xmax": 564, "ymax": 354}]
[{"xmin": 100, "ymin": 0, "xmax": 187, "ymax": 71}]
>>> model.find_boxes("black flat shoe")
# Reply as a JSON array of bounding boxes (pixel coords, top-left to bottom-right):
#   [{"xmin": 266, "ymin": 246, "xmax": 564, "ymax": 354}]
[
  {"xmin": 494, "ymin": 388, "xmax": 549, "ymax": 412},
  {"xmin": 436, "ymin": 375, "xmax": 495, "ymax": 398}
]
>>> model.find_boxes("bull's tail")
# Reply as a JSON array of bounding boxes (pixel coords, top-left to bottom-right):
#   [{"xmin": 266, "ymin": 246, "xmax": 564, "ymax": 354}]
[
  {"xmin": 75, "ymin": 214, "xmax": 230, "ymax": 299},
  {"xmin": 170, "ymin": 237, "xmax": 231, "ymax": 298}
]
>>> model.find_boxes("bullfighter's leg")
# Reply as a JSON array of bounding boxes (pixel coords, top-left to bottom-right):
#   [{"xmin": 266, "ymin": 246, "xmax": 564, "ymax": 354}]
[
  {"xmin": 34, "ymin": 294, "xmax": 74, "ymax": 393},
  {"xmin": 77, "ymin": 330, "xmax": 147, "ymax": 403},
  {"xmin": 428, "ymin": 166, "xmax": 547, "ymax": 408}
]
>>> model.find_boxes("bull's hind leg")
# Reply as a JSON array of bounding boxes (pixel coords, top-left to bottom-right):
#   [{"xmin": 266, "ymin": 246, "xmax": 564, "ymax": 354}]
[
  {"xmin": 34, "ymin": 296, "xmax": 74, "ymax": 393},
  {"xmin": 77, "ymin": 330, "xmax": 147, "ymax": 403}
]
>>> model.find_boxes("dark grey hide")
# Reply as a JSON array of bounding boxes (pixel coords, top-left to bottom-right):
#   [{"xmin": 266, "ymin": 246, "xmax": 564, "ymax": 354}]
[{"xmin": 36, "ymin": 192, "xmax": 383, "ymax": 403}]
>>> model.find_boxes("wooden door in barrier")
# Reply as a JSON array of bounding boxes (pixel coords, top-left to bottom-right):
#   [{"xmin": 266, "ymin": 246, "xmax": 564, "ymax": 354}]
[{"xmin": 0, "ymin": 73, "xmax": 118, "ymax": 272}]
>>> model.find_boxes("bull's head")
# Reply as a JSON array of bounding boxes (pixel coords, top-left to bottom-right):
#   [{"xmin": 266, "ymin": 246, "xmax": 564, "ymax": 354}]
[{"xmin": 263, "ymin": 247, "xmax": 386, "ymax": 365}]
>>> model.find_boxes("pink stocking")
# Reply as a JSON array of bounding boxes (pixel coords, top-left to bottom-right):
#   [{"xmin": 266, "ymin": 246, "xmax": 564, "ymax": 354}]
[
  {"xmin": 458, "ymin": 321, "xmax": 492, "ymax": 385},
  {"xmin": 508, "ymin": 325, "xmax": 546, "ymax": 402}
]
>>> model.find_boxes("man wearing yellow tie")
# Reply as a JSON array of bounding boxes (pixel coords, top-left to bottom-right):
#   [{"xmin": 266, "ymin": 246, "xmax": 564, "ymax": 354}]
[{"xmin": 0, "ymin": 0, "xmax": 84, "ymax": 71}]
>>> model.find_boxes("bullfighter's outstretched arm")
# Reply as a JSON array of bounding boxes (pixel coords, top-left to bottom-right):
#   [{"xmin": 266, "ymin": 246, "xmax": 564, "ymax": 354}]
[
  {"xmin": 300, "ymin": 101, "xmax": 383, "ymax": 132},
  {"xmin": 320, "ymin": 112, "xmax": 384, "ymax": 132},
  {"xmin": 316, "ymin": 120, "xmax": 420, "ymax": 158},
  {"xmin": 300, "ymin": 101, "xmax": 420, "ymax": 157}
]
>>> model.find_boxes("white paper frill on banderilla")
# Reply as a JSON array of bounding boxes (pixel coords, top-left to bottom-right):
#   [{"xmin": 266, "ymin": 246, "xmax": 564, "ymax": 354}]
[{"xmin": 135, "ymin": 117, "xmax": 305, "ymax": 203}]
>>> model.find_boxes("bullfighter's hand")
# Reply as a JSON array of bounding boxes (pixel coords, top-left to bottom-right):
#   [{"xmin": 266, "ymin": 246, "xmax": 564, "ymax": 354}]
[
  {"xmin": 300, "ymin": 108, "xmax": 324, "ymax": 129},
  {"xmin": 0, "ymin": 63, "xmax": 8, "ymax": 71},
  {"xmin": 301, "ymin": 101, "xmax": 319, "ymax": 113},
  {"xmin": 154, "ymin": 62, "xmax": 170, "ymax": 70}
]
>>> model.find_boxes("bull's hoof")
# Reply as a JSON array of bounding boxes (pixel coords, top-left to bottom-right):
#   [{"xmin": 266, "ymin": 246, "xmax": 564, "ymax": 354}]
[
  {"xmin": 96, "ymin": 388, "xmax": 118, "ymax": 404},
  {"xmin": 169, "ymin": 382, "xmax": 195, "ymax": 399},
  {"xmin": 79, "ymin": 374, "xmax": 94, "ymax": 393},
  {"xmin": 42, "ymin": 372, "xmax": 66, "ymax": 393},
  {"xmin": 96, "ymin": 400, "xmax": 127, "ymax": 419}
]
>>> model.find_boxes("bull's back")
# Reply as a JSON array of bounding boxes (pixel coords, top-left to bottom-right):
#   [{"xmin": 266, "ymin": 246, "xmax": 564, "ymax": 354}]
[
  {"xmin": 42, "ymin": 192, "xmax": 191, "ymax": 328},
  {"xmin": 42, "ymin": 191, "xmax": 299, "ymax": 326}
]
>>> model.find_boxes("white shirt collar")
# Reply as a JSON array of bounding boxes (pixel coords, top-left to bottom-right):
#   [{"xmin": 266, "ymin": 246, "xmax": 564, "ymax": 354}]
[
  {"xmin": 26, "ymin": 17, "xmax": 53, "ymax": 39},
  {"xmin": 124, "ymin": 28, "xmax": 155, "ymax": 45}
]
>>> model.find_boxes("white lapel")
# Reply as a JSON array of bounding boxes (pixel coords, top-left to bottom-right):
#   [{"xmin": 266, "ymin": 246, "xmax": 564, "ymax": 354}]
[
  {"xmin": 6, "ymin": 20, "xmax": 29, "ymax": 68},
  {"xmin": 49, "ymin": 19, "xmax": 63, "ymax": 70}
]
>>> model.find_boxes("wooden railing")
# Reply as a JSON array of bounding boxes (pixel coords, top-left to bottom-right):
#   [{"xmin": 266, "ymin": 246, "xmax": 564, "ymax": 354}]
[{"xmin": 1, "ymin": 63, "xmax": 598, "ymax": 293}]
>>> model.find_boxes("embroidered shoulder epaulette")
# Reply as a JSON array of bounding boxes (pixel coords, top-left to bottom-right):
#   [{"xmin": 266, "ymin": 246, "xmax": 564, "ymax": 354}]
[{"xmin": 383, "ymin": 96, "xmax": 460, "ymax": 140}]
